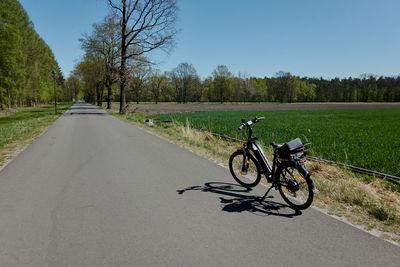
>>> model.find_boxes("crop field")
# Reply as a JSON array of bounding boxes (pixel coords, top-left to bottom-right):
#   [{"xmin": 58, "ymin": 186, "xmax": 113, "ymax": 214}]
[{"xmin": 157, "ymin": 108, "xmax": 400, "ymax": 177}]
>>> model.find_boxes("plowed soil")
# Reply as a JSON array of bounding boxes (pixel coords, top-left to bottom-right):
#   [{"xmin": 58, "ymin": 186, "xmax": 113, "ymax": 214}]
[{"xmin": 125, "ymin": 102, "xmax": 400, "ymax": 114}]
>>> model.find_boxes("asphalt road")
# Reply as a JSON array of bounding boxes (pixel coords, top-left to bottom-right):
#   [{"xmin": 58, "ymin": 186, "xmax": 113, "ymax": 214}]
[{"xmin": 0, "ymin": 102, "xmax": 399, "ymax": 266}]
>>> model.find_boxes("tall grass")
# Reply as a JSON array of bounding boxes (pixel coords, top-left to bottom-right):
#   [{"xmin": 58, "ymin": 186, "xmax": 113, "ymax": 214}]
[{"xmin": 157, "ymin": 108, "xmax": 400, "ymax": 177}]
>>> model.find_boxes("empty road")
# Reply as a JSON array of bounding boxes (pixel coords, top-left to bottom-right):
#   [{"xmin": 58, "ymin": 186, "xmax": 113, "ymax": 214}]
[{"xmin": 0, "ymin": 102, "xmax": 399, "ymax": 266}]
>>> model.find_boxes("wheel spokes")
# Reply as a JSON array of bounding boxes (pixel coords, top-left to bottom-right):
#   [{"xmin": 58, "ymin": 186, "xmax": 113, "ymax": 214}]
[
  {"xmin": 281, "ymin": 167, "xmax": 309, "ymax": 205},
  {"xmin": 233, "ymin": 155, "xmax": 257, "ymax": 183}
]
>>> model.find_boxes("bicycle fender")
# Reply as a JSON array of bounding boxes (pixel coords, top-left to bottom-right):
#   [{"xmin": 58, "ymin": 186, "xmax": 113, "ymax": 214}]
[{"xmin": 296, "ymin": 163, "xmax": 319, "ymax": 194}]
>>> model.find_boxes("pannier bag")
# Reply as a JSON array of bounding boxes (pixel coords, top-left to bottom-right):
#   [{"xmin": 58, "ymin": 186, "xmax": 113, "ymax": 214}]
[{"xmin": 277, "ymin": 138, "xmax": 304, "ymax": 158}]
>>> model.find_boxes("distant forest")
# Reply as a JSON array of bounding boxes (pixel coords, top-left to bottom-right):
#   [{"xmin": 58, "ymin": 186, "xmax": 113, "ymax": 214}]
[
  {"xmin": 1, "ymin": 1, "xmax": 399, "ymax": 111},
  {"xmin": 72, "ymin": 59, "xmax": 400, "ymax": 105}
]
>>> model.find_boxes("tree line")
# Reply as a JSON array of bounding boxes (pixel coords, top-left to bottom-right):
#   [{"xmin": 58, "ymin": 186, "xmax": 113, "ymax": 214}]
[
  {"xmin": 0, "ymin": 0, "xmax": 70, "ymax": 110},
  {"xmin": 72, "ymin": 57, "xmax": 400, "ymax": 105},
  {"xmin": 70, "ymin": 0, "xmax": 399, "ymax": 108}
]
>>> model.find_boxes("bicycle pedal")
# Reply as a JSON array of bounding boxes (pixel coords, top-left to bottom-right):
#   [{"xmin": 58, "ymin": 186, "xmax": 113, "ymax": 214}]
[{"xmin": 312, "ymin": 188, "xmax": 320, "ymax": 194}]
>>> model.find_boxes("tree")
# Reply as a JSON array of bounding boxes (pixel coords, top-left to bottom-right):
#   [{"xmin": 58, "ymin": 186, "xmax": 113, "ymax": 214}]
[
  {"xmin": 0, "ymin": 0, "xmax": 64, "ymax": 108},
  {"xmin": 126, "ymin": 63, "xmax": 150, "ymax": 104},
  {"xmin": 233, "ymin": 72, "xmax": 255, "ymax": 103},
  {"xmin": 170, "ymin": 63, "xmax": 198, "ymax": 103},
  {"xmin": 201, "ymin": 77, "xmax": 214, "ymax": 102},
  {"xmin": 66, "ymin": 73, "xmax": 82, "ymax": 102},
  {"xmin": 147, "ymin": 70, "xmax": 167, "ymax": 104},
  {"xmin": 107, "ymin": 0, "xmax": 178, "ymax": 112},
  {"xmin": 189, "ymin": 75, "xmax": 203, "ymax": 102},
  {"xmin": 80, "ymin": 15, "xmax": 120, "ymax": 109},
  {"xmin": 273, "ymin": 71, "xmax": 300, "ymax": 103},
  {"xmin": 76, "ymin": 55, "xmax": 106, "ymax": 105},
  {"xmin": 0, "ymin": 21, "xmax": 22, "ymax": 108},
  {"xmin": 297, "ymin": 80, "xmax": 316, "ymax": 102},
  {"xmin": 251, "ymin": 78, "xmax": 268, "ymax": 102},
  {"xmin": 212, "ymin": 65, "xmax": 233, "ymax": 103}
]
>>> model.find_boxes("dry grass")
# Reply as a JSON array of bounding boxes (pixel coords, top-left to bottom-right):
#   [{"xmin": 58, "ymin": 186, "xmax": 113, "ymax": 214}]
[
  {"xmin": 0, "ymin": 136, "xmax": 37, "ymax": 168},
  {"xmin": 112, "ymin": 112, "xmax": 400, "ymax": 242},
  {"xmin": 309, "ymin": 161, "xmax": 400, "ymax": 234}
]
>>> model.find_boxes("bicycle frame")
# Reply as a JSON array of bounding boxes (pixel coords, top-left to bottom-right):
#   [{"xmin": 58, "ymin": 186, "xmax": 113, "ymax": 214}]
[
  {"xmin": 241, "ymin": 120, "xmax": 307, "ymax": 185},
  {"xmin": 242, "ymin": 122, "xmax": 276, "ymax": 182}
]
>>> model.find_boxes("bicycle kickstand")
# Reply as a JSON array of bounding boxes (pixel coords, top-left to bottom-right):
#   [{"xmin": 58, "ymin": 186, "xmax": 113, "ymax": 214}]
[{"xmin": 260, "ymin": 184, "xmax": 274, "ymax": 202}]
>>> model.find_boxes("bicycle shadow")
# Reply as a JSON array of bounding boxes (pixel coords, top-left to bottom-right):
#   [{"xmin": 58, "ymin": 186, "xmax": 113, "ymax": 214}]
[{"xmin": 177, "ymin": 182, "xmax": 302, "ymax": 218}]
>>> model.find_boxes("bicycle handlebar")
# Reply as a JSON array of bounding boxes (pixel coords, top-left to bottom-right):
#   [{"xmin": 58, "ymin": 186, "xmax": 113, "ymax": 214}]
[{"xmin": 237, "ymin": 117, "xmax": 265, "ymax": 130}]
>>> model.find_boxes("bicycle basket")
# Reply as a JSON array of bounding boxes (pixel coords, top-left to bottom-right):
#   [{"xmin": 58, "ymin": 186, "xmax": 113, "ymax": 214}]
[{"xmin": 277, "ymin": 138, "xmax": 304, "ymax": 158}]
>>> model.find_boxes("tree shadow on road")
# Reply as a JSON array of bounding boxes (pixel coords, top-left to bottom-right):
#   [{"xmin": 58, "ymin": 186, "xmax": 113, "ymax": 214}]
[
  {"xmin": 67, "ymin": 112, "xmax": 108, "ymax": 116},
  {"xmin": 177, "ymin": 182, "xmax": 301, "ymax": 218}
]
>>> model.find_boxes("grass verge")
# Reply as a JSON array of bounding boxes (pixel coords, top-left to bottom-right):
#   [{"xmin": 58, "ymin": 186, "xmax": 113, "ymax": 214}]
[
  {"xmin": 111, "ymin": 111, "xmax": 400, "ymax": 244},
  {"xmin": 0, "ymin": 103, "xmax": 73, "ymax": 168}
]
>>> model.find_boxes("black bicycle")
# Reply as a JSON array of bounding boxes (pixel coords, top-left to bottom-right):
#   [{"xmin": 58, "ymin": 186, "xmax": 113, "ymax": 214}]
[{"xmin": 228, "ymin": 117, "xmax": 317, "ymax": 210}]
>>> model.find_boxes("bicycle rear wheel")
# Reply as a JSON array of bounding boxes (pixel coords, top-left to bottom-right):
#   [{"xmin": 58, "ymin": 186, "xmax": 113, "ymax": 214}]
[
  {"xmin": 229, "ymin": 150, "xmax": 261, "ymax": 188},
  {"xmin": 276, "ymin": 161, "xmax": 314, "ymax": 210}
]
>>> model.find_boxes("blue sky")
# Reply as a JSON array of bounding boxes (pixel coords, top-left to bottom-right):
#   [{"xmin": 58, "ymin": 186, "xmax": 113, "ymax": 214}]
[{"xmin": 19, "ymin": 0, "xmax": 400, "ymax": 79}]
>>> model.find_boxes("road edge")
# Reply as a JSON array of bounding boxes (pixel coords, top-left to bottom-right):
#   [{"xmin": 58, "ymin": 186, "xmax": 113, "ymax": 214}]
[
  {"xmin": 0, "ymin": 105, "xmax": 72, "ymax": 174},
  {"xmin": 109, "ymin": 112, "xmax": 400, "ymax": 247}
]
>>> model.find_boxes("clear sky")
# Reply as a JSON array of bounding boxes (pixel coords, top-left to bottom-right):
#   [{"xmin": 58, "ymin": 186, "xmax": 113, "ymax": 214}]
[{"xmin": 19, "ymin": 0, "xmax": 400, "ymax": 79}]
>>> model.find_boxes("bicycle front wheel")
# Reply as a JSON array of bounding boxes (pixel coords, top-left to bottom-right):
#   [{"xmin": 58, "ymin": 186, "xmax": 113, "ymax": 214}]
[
  {"xmin": 229, "ymin": 150, "xmax": 261, "ymax": 188},
  {"xmin": 276, "ymin": 161, "xmax": 314, "ymax": 210}
]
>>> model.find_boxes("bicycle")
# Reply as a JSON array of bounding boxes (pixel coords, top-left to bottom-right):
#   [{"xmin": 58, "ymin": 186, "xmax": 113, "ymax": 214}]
[{"xmin": 228, "ymin": 117, "xmax": 317, "ymax": 210}]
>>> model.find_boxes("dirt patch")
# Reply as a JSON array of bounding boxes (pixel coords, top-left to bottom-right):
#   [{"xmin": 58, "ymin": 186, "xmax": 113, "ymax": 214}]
[{"xmin": 123, "ymin": 103, "xmax": 400, "ymax": 114}]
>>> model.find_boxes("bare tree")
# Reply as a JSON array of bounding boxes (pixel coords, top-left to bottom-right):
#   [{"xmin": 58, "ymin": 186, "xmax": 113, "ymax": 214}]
[
  {"xmin": 147, "ymin": 69, "xmax": 167, "ymax": 104},
  {"xmin": 129, "ymin": 64, "xmax": 150, "ymax": 104},
  {"xmin": 236, "ymin": 72, "xmax": 254, "ymax": 103},
  {"xmin": 171, "ymin": 62, "xmax": 198, "ymax": 103},
  {"xmin": 107, "ymin": 0, "xmax": 178, "ymax": 113}
]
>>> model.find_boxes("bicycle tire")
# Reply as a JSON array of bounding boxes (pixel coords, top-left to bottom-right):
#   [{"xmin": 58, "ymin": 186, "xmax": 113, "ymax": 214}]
[
  {"xmin": 276, "ymin": 161, "xmax": 314, "ymax": 210},
  {"xmin": 229, "ymin": 150, "xmax": 261, "ymax": 188}
]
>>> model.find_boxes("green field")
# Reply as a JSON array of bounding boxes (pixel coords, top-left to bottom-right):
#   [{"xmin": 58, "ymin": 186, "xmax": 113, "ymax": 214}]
[{"xmin": 157, "ymin": 108, "xmax": 400, "ymax": 177}]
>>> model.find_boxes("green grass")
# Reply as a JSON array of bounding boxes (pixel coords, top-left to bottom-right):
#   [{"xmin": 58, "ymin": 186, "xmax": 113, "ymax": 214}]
[
  {"xmin": 156, "ymin": 108, "xmax": 400, "ymax": 177},
  {"xmin": 0, "ymin": 103, "xmax": 72, "ymax": 150}
]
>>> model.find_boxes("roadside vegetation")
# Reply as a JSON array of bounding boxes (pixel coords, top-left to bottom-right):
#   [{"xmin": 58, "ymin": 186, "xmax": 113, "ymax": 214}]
[
  {"xmin": 110, "ymin": 110, "xmax": 400, "ymax": 243},
  {"xmin": 157, "ymin": 108, "xmax": 400, "ymax": 177},
  {"xmin": 0, "ymin": 0, "xmax": 71, "ymax": 110},
  {"xmin": 0, "ymin": 103, "xmax": 72, "ymax": 168}
]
